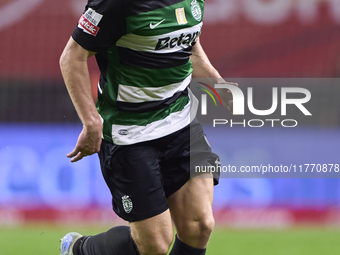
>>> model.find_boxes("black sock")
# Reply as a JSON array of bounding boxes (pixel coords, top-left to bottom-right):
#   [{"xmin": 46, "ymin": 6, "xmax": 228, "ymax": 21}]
[
  {"xmin": 73, "ymin": 236, "xmax": 88, "ymax": 255},
  {"xmin": 169, "ymin": 235, "xmax": 206, "ymax": 255},
  {"xmin": 73, "ymin": 226, "xmax": 140, "ymax": 255}
]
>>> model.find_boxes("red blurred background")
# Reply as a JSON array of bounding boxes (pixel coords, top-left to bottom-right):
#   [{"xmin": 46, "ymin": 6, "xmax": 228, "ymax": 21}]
[{"xmin": 1, "ymin": 0, "xmax": 339, "ymax": 83}]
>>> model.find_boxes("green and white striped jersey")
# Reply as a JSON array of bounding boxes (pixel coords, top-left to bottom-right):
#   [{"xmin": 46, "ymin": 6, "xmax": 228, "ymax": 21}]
[{"xmin": 72, "ymin": 0, "xmax": 204, "ymax": 145}]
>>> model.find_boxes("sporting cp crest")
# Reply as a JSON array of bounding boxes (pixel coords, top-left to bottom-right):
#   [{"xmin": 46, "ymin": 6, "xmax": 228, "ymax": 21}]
[
  {"xmin": 191, "ymin": 0, "xmax": 202, "ymax": 22},
  {"xmin": 122, "ymin": 195, "xmax": 133, "ymax": 213}
]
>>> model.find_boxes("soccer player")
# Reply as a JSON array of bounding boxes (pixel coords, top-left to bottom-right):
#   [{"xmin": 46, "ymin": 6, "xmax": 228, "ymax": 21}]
[{"xmin": 59, "ymin": 1, "xmax": 233, "ymax": 255}]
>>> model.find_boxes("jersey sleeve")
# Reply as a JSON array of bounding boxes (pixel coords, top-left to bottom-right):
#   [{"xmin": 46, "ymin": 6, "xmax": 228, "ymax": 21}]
[{"xmin": 72, "ymin": 0, "xmax": 126, "ymax": 52}]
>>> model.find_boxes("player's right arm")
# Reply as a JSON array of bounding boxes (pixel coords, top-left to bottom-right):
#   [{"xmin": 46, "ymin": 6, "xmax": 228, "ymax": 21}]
[{"xmin": 59, "ymin": 37, "xmax": 102, "ymax": 162}]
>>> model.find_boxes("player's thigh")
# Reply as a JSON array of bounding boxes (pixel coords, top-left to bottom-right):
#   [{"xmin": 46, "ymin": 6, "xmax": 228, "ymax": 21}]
[
  {"xmin": 167, "ymin": 175, "xmax": 215, "ymax": 247},
  {"xmin": 130, "ymin": 209, "xmax": 173, "ymax": 255},
  {"xmin": 99, "ymin": 139, "xmax": 169, "ymax": 222},
  {"xmin": 168, "ymin": 174, "xmax": 214, "ymax": 222}
]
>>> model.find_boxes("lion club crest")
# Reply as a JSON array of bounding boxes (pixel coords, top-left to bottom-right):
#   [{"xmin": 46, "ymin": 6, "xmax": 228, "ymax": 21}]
[
  {"xmin": 122, "ymin": 195, "xmax": 133, "ymax": 213},
  {"xmin": 191, "ymin": 0, "xmax": 202, "ymax": 22}
]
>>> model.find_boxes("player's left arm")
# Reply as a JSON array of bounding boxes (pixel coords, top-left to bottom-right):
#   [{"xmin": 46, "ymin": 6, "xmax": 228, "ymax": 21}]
[
  {"xmin": 190, "ymin": 38, "xmax": 236, "ymax": 112},
  {"xmin": 190, "ymin": 37, "xmax": 221, "ymax": 79}
]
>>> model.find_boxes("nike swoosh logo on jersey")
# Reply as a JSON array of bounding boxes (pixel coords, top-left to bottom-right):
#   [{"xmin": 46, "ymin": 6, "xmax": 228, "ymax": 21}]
[{"xmin": 150, "ymin": 19, "xmax": 166, "ymax": 29}]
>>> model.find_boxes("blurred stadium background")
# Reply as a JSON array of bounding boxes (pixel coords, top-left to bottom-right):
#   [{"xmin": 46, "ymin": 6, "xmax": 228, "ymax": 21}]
[{"xmin": 1, "ymin": 0, "xmax": 340, "ymax": 254}]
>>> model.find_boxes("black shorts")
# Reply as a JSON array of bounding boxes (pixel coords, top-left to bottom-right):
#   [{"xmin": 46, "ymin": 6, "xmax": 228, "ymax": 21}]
[{"xmin": 98, "ymin": 119, "xmax": 219, "ymax": 222}]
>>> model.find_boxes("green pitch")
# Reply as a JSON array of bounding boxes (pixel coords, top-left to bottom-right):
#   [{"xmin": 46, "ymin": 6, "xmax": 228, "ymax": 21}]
[{"xmin": 1, "ymin": 224, "xmax": 339, "ymax": 255}]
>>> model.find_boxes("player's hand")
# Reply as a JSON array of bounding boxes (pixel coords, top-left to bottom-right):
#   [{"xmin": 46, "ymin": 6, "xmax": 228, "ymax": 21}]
[
  {"xmin": 216, "ymin": 80, "xmax": 238, "ymax": 114},
  {"xmin": 67, "ymin": 122, "xmax": 103, "ymax": 162}
]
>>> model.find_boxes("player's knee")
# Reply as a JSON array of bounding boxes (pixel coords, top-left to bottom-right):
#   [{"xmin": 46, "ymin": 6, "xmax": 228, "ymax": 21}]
[
  {"xmin": 140, "ymin": 237, "xmax": 173, "ymax": 255},
  {"xmin": 199, "ymin": 215, "xmax": 215, "ymax": 238},
  {"xmin": 153, "ymin": 239, "xmax": 172, "ymax": 255},
  {"xmin": 134, "ymin": 230, "xmax": 173, "ymax": 255},
  {"xmin": 178, "ymin": 214, "xmax": 215, "ymax": 241}
]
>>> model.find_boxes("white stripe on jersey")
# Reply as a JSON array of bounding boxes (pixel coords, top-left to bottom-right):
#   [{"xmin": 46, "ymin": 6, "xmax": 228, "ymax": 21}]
[
  {"xmin": 111, "ymin": 89, "xmax": 198, "ymax": 145},
  {"xmin": 117, "ymin": 74, "xmax": 191, "ymax": 103}
]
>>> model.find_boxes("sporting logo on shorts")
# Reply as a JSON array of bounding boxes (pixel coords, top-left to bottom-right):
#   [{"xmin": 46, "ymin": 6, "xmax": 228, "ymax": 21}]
[
  {"xmin": 191, "ymin": 0, "xmax": 202, "ymax": 22},
  {"xmin": 78, "ymin": 8, "xmax": 103, "ymax": 36},
  {"xmin": 122, "ymin": 195, "xmax": 133, "ymax": 214}
]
